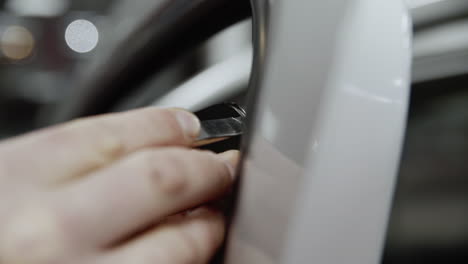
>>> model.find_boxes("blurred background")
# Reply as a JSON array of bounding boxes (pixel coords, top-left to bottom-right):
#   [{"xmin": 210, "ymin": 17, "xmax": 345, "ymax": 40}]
[
  {"xmin": 0, "ymin": 0, "xmax": 115, "ymax": 136},
  {"xmin": 0, "ymin": 0, "xmax": 466, "ymax": 263}
]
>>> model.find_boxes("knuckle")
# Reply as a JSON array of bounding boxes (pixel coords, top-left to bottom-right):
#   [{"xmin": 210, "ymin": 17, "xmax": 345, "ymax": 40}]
[
  {"xmin": 139, "ymin": 150, "xmax": 188, "ymax": 195},
  {"xmin": 146, "ymin": 109, "xmax": 187, "ymax": 144},
  {"xmin": 0, "ymin": 203, "xmax": 67, "ymax": 264},
  {"xmin": 89, "ymin": 120, "xmax": 125, "ymax": 159},
  {"xmin": 61, "ymin": 119, "xmax": 125, "ymax": 163}
]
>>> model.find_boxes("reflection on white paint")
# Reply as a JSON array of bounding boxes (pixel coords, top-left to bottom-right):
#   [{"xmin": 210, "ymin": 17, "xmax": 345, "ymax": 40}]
[
  {"xmin": 65, "ymin": 19, "xmax": 99, "ymax": 54},
  {"xmin": 401, "ymin": 15, "xmax": 411, "ymax": 34},
  {"xmin": 260, "ymin": 108, "xmax": 279, "ymax": 143},
  {"xmin": 408, "ymin": 0, "xmax": 446, "ymax": 9},
  {"xmin": 394, "ymin": 78, "xmax": 405, "ymax": 88},
  {"xmin": 345, "ymin": 84, "xmax": 396, "ymax": 105}
]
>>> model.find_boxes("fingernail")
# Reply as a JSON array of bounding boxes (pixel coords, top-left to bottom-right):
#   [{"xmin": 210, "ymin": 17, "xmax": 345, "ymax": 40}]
[
  {"xmin": 173, "ymin": 110, "xmax": 201, "ymax": 139},
  {"xmin": 218, "ymin": 150, "xmax": 240, "ymax": 179}
]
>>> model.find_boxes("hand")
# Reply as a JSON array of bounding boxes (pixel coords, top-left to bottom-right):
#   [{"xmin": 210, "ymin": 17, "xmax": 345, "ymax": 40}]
[{"xmin": 0, "ymin": 107, "xmax": 239, "ymax": 264}]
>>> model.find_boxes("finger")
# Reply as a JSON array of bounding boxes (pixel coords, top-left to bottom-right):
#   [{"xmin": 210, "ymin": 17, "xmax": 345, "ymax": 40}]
[
  {"xmin": 97, "ymin": 207, "xmax": 225, "ymax": 264},
  {"xmin": 0, "ymin": 200, "xmax": 89, "ymax": 264},
  {"xmin": 0, "ymin": 108, "xmax": 201, "ymax": 184},
  {"xmin": 51, "ymin": 149, "xmax": 239, "ymax": 248}
]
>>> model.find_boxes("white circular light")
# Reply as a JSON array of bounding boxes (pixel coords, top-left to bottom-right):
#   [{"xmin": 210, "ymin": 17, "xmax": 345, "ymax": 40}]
[{"xmin": 65, "ymin": 19, "xmax": 99, "ymax": 54}]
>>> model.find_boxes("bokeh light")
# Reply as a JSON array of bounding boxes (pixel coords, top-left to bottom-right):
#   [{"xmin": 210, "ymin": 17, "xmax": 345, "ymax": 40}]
[
  {"xmin": 1, "ymin": 25, "xmax": 35, "ymax": 61},
  {"xmin": 65, "ymin": 19, "xmax": 99, "ymax": 54}
]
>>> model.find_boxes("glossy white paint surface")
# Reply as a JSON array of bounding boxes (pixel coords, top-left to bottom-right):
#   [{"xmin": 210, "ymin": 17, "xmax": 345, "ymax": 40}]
[{"xmin": 225, "ymin": 0, "xmax": 412, "ymax": 263}]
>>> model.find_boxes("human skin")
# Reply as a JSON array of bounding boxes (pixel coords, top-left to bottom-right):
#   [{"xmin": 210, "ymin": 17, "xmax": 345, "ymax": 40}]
[{"xmin": 0, "ymin": 107, "xmax": 239, "ymax": 264}]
